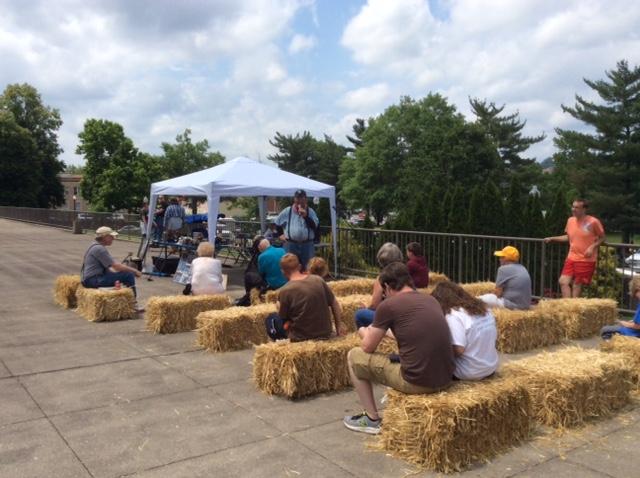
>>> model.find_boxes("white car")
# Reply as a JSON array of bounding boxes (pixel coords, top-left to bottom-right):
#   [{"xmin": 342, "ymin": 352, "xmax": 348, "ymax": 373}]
[{"xmin": 625, "ymin": 251, "xmax": 640, "ymax": 271}]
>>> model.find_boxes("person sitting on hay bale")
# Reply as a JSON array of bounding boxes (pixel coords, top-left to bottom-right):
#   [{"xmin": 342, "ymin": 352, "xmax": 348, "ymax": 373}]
[
  {"xmin": 257, "ymin": 238, "xmax": 287, "ymax": 290},
  {"xmin": 601, "ymin": 276, "xmax": 640, "ymax": 340},
  {"xmin": 343, "ymin": 262, "xmax": 455, "ymax": 435},
  {"xmin": 431, "ymin": 282, "xmax": 498, "ymax": 380},
  {"xmin": 264, "ymin": 253, "xmax": 345, "ymax": 341},
  {"xmin": 354, "ymin": 242, "xmax": 404, "ymax": 330},
  {"xmin": 81, "ymin": 226, "xmax": 143, "ymax": 309},
  {"xmin": 307, "ymin": 256, "xmax": 333, "ymax": 281},
  {"xmin": 406, "ymin": 242, "xmax": 429, "ymax": 288},
  {"xmin": 479, "ymin": 246, "xmax": 531, "ymax": 310},
  {"xmin": 185, "ymin": 242, "xmax": 225, "ymax": 296}
]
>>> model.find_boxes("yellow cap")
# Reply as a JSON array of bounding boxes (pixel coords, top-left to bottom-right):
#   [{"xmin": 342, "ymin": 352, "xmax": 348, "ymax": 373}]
[{"xmin": 494, "ymin": 245, "xmax": 519, "ymax": 262}]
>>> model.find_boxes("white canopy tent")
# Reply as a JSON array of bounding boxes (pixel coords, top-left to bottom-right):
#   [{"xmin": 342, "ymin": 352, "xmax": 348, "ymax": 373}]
[{"xmin": 146, "ymin": 156, "xmax": 339, "ymax": 273}]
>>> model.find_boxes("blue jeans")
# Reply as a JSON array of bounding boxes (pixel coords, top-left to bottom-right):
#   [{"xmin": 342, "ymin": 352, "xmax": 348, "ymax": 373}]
[
  {"xmin": 83, "ymin": 271, "xmax": 137, "ymax": 297},
  {"xmin": 285, "ymin": 240, "xmax": 315, "ymax": 271},
  {"xmin": 265, "ymin": 312, "xmax": 288, "ymax": 340},
  {"xmin": 600, "ymin": 325, "xmax": 622, "ymax": 340},
  {"xmin": 355, "ymin": 308, "xmax": 375, "ymax": 329}
]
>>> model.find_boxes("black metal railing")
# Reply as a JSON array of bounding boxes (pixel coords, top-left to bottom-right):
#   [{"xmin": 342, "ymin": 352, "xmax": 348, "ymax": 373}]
[{"xmin": 1, "ymin": 206, "xmax": 637, "ymax": 312}]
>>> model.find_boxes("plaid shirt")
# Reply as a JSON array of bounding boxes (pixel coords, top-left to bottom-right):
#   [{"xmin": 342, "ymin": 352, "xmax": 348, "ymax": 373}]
[{"xmin": 163, "ymin": 204, "xmax": 185, "ymax": 228}]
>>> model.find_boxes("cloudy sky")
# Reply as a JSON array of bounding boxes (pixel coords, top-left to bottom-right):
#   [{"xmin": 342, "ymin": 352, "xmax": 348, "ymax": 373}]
[{"xmin": 1, "ymin": 0, "xmax": 639, "ymax": 166}]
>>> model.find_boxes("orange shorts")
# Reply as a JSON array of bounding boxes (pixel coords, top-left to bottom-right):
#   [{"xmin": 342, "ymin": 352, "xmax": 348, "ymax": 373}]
[{"xmin": 561, "ymin": 259, "xmax": 596, "ymax": 285}]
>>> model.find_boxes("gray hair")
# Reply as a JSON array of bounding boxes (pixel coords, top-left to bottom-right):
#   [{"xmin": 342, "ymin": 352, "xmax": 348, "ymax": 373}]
[{"xmin": 376, "ymin": 242, "xmax": 403, "ymax": 268}]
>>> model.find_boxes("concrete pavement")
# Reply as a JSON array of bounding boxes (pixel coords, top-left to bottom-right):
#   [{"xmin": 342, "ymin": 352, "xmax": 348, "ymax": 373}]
[{"xmin": 0, "ymin": 218, "xmax": 638, "ymax": 477}]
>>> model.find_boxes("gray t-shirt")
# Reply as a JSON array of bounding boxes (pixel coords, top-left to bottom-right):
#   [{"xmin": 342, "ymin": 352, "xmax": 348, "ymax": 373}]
[
  {"xmin": 81, "ymin": 242, "xmax": 114, "ymax": 281},
  {"xmin": 496, "ymin": 263, "xmax": 531, "ymax": 310}
]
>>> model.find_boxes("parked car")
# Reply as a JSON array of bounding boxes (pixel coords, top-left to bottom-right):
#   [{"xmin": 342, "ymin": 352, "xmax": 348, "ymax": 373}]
[
  {"xmin": 117, "ymin": 225, "xmax": 142, "ymax": 236},
  {"xmin": 110, "ymin": 213, "xmax": 126, "ymax": 220},
  {"xmin": 625, "ymin": 251, "xmax": 640, "ymax": 271}
]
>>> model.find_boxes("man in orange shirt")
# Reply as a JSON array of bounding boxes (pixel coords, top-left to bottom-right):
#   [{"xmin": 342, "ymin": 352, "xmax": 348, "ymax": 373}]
[{"xmin": 544, "ymin": 199, "xmax": 605, "ymax": 298}]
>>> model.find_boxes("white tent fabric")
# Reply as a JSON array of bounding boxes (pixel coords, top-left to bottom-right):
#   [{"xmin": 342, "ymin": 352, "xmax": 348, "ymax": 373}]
[{"xmin": 146, "ymin": 157, "xmax": 338, "ymax": 273}]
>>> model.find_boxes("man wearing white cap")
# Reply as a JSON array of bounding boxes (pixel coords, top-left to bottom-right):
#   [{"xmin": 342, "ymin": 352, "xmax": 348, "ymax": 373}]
[
  {"xmin": 81, "ymin": 226, "xmax": 142, "ymax": 299},
  {"xmin": 479, "ymin": 245, "xmax": 532, "ymax": 310}
]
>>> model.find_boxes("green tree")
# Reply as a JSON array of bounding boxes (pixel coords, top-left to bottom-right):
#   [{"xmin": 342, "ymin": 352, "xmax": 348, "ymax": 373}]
[
  {"xmin": 0, "ymin": 83, "xmax": 65, "ymax": 207},
  {"xmin": 447, "ymin": 185, "xmax": 467, "ymax": 233},
  {"xmin": 484, "ymin": 180, "xmax": 505, "ymax": 235},
  {"xmin": 546, "ymin": 187, "xmax": 568, "ymax": 236},
  {"xmin": 0, "ymin": 111, "xmax": 40, "ymax": 206},
  {"xmin": 160, "ymin": 129, "xmax": 224, "ymax": 178},
  {"xmin": 524, "ymin": 193, "xmax": 546, "ymax": 237},
  {"xmin": 504, "ymin": 176, "xmax": 526, "ymax": 236},
  {"xmin": 77, "ymin": 119, "xmax": 163, "ymax": 211},
  {"xmin": 555, "ymin": 60, "xmax": 640, "ymax": 243},
  {"xmin": 425, "ymin": 186, "xmax": 444, "ymax": 232},
  {"xmin": 466, "ymin": 185, "xmax": 484, "ymax": 234}
]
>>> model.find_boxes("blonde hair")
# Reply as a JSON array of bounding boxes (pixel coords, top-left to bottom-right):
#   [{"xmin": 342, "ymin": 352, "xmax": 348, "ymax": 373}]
[
  {"xmin": 280, "ymin": 253, "xmax": 300, "ymax": 275},
  {"xmin": 197, "ymin": 241, "xmax": 215, "ymax": 258},
  {"xmin": 630, "ymin": 276, "xmax": 640, "ymax": 296},
  {"xmin": 307, "ymin": 257, "xmax": 329, "ymax": 278}
]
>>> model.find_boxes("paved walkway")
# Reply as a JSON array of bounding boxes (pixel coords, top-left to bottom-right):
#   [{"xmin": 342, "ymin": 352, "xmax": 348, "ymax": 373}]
[{"xmin": 0, "ymin": 218, "xmax": 638, "ymax": 477}]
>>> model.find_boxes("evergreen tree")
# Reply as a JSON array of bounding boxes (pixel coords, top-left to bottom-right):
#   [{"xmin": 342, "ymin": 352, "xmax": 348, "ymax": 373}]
[
  {"xmin": 425, "ymin": 186, "xmax": 443, "ymax": 232},
  {"xmin": 466, "ymin": 185, "xmax": 484, "ymax": 234},
  {"xmin": 440, "ymin": 189, "xmax": 453, "ymax": 232},
  {"xmin": 447, "ymin": 185, "xmax": 468, "ymax": 233},
  {"xmin": 524, "ymin": 193, "xmax": 546, "ymax": 237},
  {"xmin": 484, "ymin": 180, "xmax": 506, "ymax": 235},
  {"xmin": 412, "ymin": 196, "xmax": 428, "ymax": 231},
  {"xmin": 546, "ymin": 188, "xmax": 569, "ymax": 236},
  {"xmin": 504, "ymin": 176, "xmax": 526, "ymax": 236},
  {"xmin": 555, "ymin": 60, "xmax": 640, "ymax": 243}
]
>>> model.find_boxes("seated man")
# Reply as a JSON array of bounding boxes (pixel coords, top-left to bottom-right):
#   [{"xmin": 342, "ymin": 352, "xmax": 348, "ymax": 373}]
[
  {"xmin": 81, "ymin": 227, "xmax": 143, "ymax": 304},
  {"xmin": 343, "ymin": 262, "xmax": 455, "ymax": 435},
  {"xmin": 479, "ymin": 246, "xmax": 531, "ymax": 310},
  {"xmin": 265, "ymin": 253, "xmax": 344, "ymax": 342},
  {"xmin": 257, "ymin": 239, "xmax": 287, "ymax": 290}
]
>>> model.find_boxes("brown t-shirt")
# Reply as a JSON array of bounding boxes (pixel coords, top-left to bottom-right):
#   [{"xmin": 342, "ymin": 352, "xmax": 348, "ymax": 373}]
[
  {"xmin": 373, "ymin": 291, "xmax": 454, "ymax": 388},
  {"xmin": 279, "ymin": 275, "xmax": 335, "ymax": 342}
]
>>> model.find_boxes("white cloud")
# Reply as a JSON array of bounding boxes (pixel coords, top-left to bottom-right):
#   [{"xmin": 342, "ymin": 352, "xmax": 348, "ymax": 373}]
[
  {"xmin": 288, "ymin": 34, "xmax": 317, "ymax": 54},
  {"xmin": 340, "ymin": 83, "xmax": 391, "ymax": 111}
]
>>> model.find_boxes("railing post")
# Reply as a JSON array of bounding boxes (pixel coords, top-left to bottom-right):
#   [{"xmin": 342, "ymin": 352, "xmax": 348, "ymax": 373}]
[
  {"xmin": 457, "ymin": 235, "xmax": 463, "ymax": 282},
  {"xmin": 540, "ymin": 240, "xmax": 546, "ymax": 299}
]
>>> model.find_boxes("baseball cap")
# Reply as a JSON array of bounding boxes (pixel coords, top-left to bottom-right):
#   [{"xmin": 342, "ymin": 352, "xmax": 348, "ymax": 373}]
[
  {"xmin": 95, "ymin": 226, "xmax": 118, "ymax": 238},
  {"xmin": 494, "ymin": 245, "xmax": 519, "ymax": 262},
  {"xmin": 294, "ymin": 189, "xmax": 307, "ymax": 198}
]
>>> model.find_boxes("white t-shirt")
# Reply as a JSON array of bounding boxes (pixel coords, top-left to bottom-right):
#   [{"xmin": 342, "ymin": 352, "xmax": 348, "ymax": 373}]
[
  {"xmin": 190, "ymin": 257, "xmax": 225, "ymax": 295},
  {"xmin": 445, "ymin": 308, "xmax": 498, "ymax": 380}
]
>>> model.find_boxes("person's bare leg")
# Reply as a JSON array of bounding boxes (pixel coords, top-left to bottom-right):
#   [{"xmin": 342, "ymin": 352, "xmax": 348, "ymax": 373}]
[
  {"xmin": 559, "ymin": 275, "xmax": 573, "ymax": 298},
  {"xmin": 572, "ymin": 283, "xmax": 583, "ymax": 298},
  {"xmin": 347, "ymin": 349, "xmax": 379, "ymax": 419}
]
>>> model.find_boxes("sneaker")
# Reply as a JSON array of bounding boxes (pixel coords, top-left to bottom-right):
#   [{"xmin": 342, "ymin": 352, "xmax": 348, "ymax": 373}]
[
  {"xmin": 134, "ymin": 304, "xmax": 145, "ymax": 313},
  {"xmin": 343, "ymin": 412, "xmax": 381, "ymax": 435}
]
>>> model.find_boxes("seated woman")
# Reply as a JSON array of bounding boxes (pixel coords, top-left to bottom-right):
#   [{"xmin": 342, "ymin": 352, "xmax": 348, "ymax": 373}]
[
  {"xmin": 189, "ymin": 242, "xmax": 225, "ymax": 295},
  {"xmin": 431, "ymin": 281, "xmax": 498, "ymax": 381},
  {"xmin": 307, "ymin": 256, "xmax": 333, "ymax": 281},
  {"xmin": 354, "ymin": 242, "xmax": 403, "ymax": 329},
  {"xmin": 601, "ymin": 276, "xmax": 640, "ymax": 339},
  {"xmin": 406, "ymin": 242, "xmax": 429, "ymax": 288}
]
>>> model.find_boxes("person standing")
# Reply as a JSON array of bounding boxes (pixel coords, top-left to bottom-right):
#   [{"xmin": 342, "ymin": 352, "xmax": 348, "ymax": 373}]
[
  {"xmin": 275, "ymin": 189, "xmax": 318, "ymax": 271},
  {"xmin": 544, "ymin": 199, "xmax": 605, "ymax": 298},
  {"xmin": 164, "ymin": 197, "xmax": 186, "ymax": 241},
  {"xmin": 479, "ymin": 245, "xmax": 532, "ymax": 310}
]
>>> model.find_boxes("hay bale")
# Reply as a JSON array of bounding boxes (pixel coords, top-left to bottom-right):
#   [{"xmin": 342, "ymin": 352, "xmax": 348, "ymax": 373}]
[
  {"xmin": 503, "ymin": 347, "xmax": 633, "ymax": 428},
  {"xmin": 53, "ymin": 275, "xmax": 82, "ymax": 309},
  {"xmin": 75, "ymin": 286, "xmax": 136, "ymax": 322},
  {"xmin": 329, "ymin": 278, "xmax": 376, "ymax": 296},
  {"xmin": 428, "ymin": 271, "xmax": 449, "ymax": 285},
  {"xmin": 374, "ymin": 377, "xmax": 533, "ymax": 473},
  {"xmin": 196, "ymin": 303, "xmax": 277, "ymax": 352},
  {"xmin": 460, "ymin": 281, "xmax": 496, "ymax": 297},
  {"xmin": 253, "ymin": 335, "xmax": 361, "ymax": 398},
  {"xmin": 145, "ymin": 294, "xmax": 231, "ymax": 334},
  {"xmin": 336, "ymin": 294, "xmax": 370, "ymax": 334},
  {"xmin": 536, "ymin": 298, "xmax": 618, "ymax": 339},
  {"xmin": 601, "ymin": 335, "xmax": 640, "ymax": 387},
  {"xmin": 494, "ymin": 307, "xmax": 565, "ymax": 353}
]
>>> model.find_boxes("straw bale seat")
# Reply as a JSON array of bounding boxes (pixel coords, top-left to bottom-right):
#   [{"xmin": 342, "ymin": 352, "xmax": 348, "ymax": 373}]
[
  {"xmin": 494, "ymin": 307, "xmax": 565, "ymax": 353},
  {"xmin": 253, "ymin": 335, "xmax": 361, "ymax": 398},
  {"xmin": 536, "ymin": 298, "xmax": 617, "ymax": 339},
  {"xmin": 75, "ymin": 286, "xmax": 136, "ymax": 322},
  {"xmin": 601, "ymin": 335, "xmax": 640, "ymax": 387},
  {"xmin": 196, "ymin": 304, "xmax": 277, "ymax": 352},
  {"xmin": 53, "ymin": 274, "xmax": 82, "ymax": 309},
  {"xmin": 145, "ymin": 294, "xmax": 232, "ymax": 334},
  {"xmin": 374, "ymin": 376, "xmax": 533, "ymax": 473},
  {"xmin": 503, "ymin": 347, "xmax": 633, "ymax": 428}
]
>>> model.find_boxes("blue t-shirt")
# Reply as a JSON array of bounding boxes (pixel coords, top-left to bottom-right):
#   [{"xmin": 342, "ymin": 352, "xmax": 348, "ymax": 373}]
[
  {"xmin": 258, "ymin": 246, "xmax": 287, "ymax": 289},
  {"xmin": 619, "ymin": 304, "xmax": 640, "ymax": 337}
]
